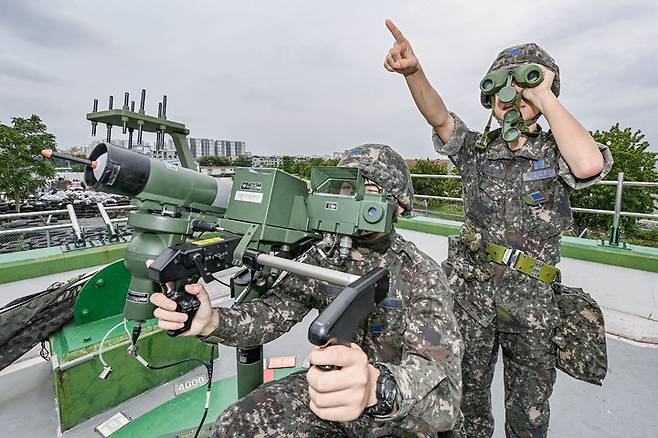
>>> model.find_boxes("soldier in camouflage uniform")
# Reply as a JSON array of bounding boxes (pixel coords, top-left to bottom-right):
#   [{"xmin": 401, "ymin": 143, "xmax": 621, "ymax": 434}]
[
  {"xmin": 151, "ymin": 144, "xmax": 464, "ymax": 437},
  {"xmin": 384, "ymin": 20, "xmax": 612, "ymax": 438}
]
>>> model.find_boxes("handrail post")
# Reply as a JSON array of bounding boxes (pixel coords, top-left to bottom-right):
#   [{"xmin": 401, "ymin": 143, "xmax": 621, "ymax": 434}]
[
  {"xmin": 609, "ymin": 172, "xmax": 624, "ymax": 246},
  {"xmin": 66, "ymin": 204, "xmax": 85, "ymax": 247},
  {"xmin": 97, "ymin": 202, "xmax": 118, "ymax": 242}
]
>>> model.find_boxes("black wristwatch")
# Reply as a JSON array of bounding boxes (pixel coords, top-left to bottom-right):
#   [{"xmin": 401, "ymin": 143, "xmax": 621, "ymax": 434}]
[{"xmin": 365, "ymin": 364, "xmax": 400, "ymax": 417}]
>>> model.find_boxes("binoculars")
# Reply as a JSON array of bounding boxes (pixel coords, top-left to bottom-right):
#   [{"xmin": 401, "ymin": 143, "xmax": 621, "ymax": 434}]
[{"xmin": 480, "ymin": 64, "xmax": 543, "ymax": 103}]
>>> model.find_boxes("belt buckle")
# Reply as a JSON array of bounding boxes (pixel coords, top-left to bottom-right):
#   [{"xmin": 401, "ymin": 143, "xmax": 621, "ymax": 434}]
[
  {"xmin": 530, "ymin": 259, "xmax": 544, "ymax": 279},
  {"xmin": 501, "ymin": 248, "xmax": 521, "ymax": 268}
]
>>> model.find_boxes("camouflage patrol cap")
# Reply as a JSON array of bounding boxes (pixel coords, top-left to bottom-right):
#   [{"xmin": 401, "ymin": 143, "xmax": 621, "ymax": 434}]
[
  {"xmin": 338, "ymin": 144, "xmax": 414, "ymax": 212},
  {"xmin": 480, "ymin": 42, "xmax": 560, "ymax": 108}
]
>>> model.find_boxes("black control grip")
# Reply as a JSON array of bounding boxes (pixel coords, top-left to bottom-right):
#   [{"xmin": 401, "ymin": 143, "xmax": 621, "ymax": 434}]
[{"xmin": 166, "ymin": 281, "xmax": 200, "ymax": 337}]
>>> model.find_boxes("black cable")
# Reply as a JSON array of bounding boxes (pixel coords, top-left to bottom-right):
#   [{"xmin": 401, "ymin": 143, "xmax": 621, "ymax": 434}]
[
  {"xmin": 146, "ymin": 357, "xmax": 207, "ymax": 370},
  {"xmin": 210, "ymin": 273, "xmax": 230, "ymax": 288},
  {"xmin": 137, "ymin": 345, "xmax": 216, "ymax": 438},
  {"xmin": 193, "ymin": 345, "xmax": 215, "ymax": 438}
]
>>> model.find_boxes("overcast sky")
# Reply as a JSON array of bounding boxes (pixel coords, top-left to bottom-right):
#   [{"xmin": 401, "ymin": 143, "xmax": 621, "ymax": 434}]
[{"xmin": 1, "ymin": 0, "xmax": 656, "ymax": 158}]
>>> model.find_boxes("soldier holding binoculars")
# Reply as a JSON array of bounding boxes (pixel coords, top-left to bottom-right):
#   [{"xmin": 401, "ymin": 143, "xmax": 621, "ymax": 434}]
[{"xmin": 384, "ymin": 19, "xmax": 612, "ymax": 438}]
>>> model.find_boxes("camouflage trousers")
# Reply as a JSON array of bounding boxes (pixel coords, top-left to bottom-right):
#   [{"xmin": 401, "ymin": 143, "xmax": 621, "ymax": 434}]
[
  {"xmin": 453, "ymin": 304, "xmax": 557, "ymax": 438},
  {"xmin": 212, "ymin": 371, "xmax": 429, "ymax": 438}
]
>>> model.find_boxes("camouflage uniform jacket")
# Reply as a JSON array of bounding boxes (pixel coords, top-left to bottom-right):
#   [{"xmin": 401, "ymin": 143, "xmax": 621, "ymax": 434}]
[
  {"xmin": 433, "ymin": 113, "xmax": 613, "ymax": 332},
  {"xmin": 201, "ymin": 231, "xmax": 464, "ymax": 433}
]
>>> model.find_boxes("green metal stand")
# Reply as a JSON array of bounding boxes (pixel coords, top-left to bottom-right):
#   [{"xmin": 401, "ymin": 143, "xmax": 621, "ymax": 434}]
[
  {"xmin": 231, "ymin": 275, "xmax": 268, "ymax": 398},
  {"xmin": 50, "ymin": 259, "xmax": 217, "ymax": 431}
]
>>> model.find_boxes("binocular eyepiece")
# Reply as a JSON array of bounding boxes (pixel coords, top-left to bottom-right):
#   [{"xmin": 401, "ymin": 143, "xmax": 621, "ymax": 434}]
[{"xmin": 479, "ymin": 63, "xmax": 544, "ymax": 96}]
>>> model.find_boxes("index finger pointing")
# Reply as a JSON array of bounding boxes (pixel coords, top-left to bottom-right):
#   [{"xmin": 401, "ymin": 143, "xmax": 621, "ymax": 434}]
[{"xmin": 385, "ymin": 19, "xmax": 406, "ymax": 43}]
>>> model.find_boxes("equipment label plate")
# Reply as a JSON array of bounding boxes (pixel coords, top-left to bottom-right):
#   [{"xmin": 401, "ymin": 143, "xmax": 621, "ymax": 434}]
[
  {"xmin": 240, "ymin": 181, "xmax": 263, "ymax": 192},
  {"xmin": 173, "ymin": 373, "xmax": 208, "ymax": 396},
  {"xmin": 235, "ymin": 191, "xmax": 263, "ymax": 203}
]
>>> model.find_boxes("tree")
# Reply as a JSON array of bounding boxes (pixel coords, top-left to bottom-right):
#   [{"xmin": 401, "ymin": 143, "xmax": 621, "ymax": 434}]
[
  {"xmin": 197, "ymin": 156, "xmax": 231, "ymax": 166},
  {"xmin": 291, "ymin": 157, "xmax": 338, "ymax": 179},
  {"xmin": 570, "ymin": 124, "xmax": 658, "ymax": 233},
  {"xmin": 0, "ymin": 115, "xmax": 56, "ymax": 212},
  {"xmin": 232, "ymin": 155, "xmax": 252, "ymax": 167},
  {"xmin": 197, "ymin": 156, "xmax": 213, "ymax": 166},
  {"xmin": 52, "ymin": 151, "xmax": 89, "ymax": 172},
  {"xmin": 409, "ymin": 159, "xmax": 462, "ymax": 211},
  {"xmin": 215, "ymin": 156, "xmax": 231, "ymax": 166},
  {"xmin": 280, "ymin": 155, "xmax": 295, "ymax": 174}
]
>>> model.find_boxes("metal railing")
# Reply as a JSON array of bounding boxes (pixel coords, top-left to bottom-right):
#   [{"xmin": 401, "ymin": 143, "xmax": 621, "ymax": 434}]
[
  {"xmin": 0, "ymin": 204, "xmax": 136, "ymax": 221},
  {"xmin": 0, "ymin": 205, "xmax": 134, "ymax": 254},
  {"xmin": 1, "ymin": 173, "xmax": 656, "ymax": 253},
  {"xmin": 411, "ymin": 172, "xmax": 658, "ymax": 245}
]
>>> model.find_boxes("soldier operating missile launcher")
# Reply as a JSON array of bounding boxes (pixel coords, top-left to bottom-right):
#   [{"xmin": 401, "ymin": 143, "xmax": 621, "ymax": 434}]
[{"xmin": 42, "ymin": 90, "xmax": 398, "ymax": 405}]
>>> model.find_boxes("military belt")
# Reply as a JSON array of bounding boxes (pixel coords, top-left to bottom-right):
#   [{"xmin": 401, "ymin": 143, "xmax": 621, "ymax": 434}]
[{"xmin": 486, "ymin": 243, "xmax": 559, "ymax": 285}]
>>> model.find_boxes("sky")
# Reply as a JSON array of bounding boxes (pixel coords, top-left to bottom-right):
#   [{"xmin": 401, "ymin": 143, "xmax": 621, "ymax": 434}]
[{"xmin": 1, "ymin": 0, "xmax": 656, "ymax": 158}]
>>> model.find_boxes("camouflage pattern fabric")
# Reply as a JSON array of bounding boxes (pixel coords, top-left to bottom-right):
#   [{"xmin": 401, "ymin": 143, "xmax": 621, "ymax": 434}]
[
  {"xmin": 480, "ymin": 43, "xmax": 561, "ymax": 109},
  {"xmin": 202, "ymin": 231, "xmax": 463, "ymax": 436},
  {"xmin": 434, "ymin": 113, "xmax": 613, "ymax": 333},
  {"xmin": 453, "ymin": 304, "xmax": 557, "ymax": 438},
  {"xmin": 433, "ymin": 113, "xmax": 612, "ymax": 437},
  {"xmin": 551, "ymin": 283, "xmax": 608, "ymax": 385},
  {"xmin": 338, "ymin": 144, "xmax": 415, "ymax": 213},
  {"xmin": 444, "ymin": 223, "xmax": 494, "ymax": 284},
  {"xmin": 214, "ymin": 371, "xmax": 453, "ymax": 438},
  {"xmin": 0, "ymin": 273, "xmax": 89, "ymax": 371}
]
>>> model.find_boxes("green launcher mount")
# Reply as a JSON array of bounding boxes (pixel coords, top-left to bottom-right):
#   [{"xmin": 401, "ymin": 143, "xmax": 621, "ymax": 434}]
[{"xmin": 46, "ymin": 95, "xmax": 399, "ymax": 434}]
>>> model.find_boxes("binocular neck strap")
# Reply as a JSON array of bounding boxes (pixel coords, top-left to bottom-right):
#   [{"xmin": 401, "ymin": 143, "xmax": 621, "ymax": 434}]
[
  {"xmin": 514, "ymin": 89, "xmax": 542, "ymax": 137},
  {"xmin": 475, "ymin": 98, "xmax": 496, "ymax": 150}
]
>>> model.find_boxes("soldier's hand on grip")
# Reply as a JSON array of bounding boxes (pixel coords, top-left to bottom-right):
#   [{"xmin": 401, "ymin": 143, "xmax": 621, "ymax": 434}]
[
  {"xmin": 306, "ymin": 343, "xmax": 379, "ymax": 422},
  {"xmin": 147, "ymin": 260, "xmax": 218, "ymax": 336},
  {"xmin": 384, "ymin": 19, "xmax": 419, "ymax": 76}
]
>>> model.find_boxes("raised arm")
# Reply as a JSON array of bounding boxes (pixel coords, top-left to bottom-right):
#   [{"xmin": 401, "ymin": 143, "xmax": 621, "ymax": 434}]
[
  {"xmin": 522, "ymin": 67, "xmax": 605, "ymax": 179},
  {"xmin": 384, "ymin": 19, "xmax": 454, "ymax": 144}
]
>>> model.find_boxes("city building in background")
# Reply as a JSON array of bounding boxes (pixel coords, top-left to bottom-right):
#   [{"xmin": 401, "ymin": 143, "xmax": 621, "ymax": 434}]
[
  {"xmin": 72, "ymin": 137, "xmax": 246, "ymax": 164},
  {"xmin": 251, "ymin": 155, "xmax": 283, "ymax": 167},
  {"xmin": 188, "ymin": 138, "xmax": 247, "ymax": 159}
]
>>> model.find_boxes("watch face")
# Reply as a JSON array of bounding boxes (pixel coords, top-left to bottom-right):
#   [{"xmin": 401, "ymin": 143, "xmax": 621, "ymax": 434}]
[{"xmin": 383, "ymin": 378, "xmax": 397, "ymax": 394}]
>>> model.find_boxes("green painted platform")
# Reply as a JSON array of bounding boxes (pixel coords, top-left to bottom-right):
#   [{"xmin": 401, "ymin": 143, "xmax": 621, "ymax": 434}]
[
  {"xmin": 0, "ymin": 243, "xmax": 128, "ymax": 284},
  {"xmin": 113, "ymin": 368, "xmax": 303, "ymax": 438}
]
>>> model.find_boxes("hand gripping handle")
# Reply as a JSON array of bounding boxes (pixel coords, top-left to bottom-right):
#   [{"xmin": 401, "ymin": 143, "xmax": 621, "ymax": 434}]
[
  {"xmin": 315, "ymin": 339, "xmax": 350, "ymax": 372},
  {"xmin": 166, "ymin": 279, "xmax": 200, "ymax": 337}
]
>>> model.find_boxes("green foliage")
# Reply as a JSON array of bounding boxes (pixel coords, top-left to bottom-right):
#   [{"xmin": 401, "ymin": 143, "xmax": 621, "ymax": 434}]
[
  {"xmin": 53, "ymin": 151, "xmax": 88, "ymax": 172},
  {"xmin": 280, "ymin": 155, "xmax": 295, "ymax": 174},
  {"xmin": 232, "ymin": 155, "xmax": 253, "ymax": 167},
  {"xmin": 291, "ymin": 158, "xmax": 339, "ymax": 179},
  {"xmin": 570, "ymin": 124, "xmax": 658, "ymax": 234},
  {"xmin": 277, "ymin": 156, "xmax": 338, "ymax": 178},
  {"xmin": 0, "ymin": 115, "xmax": 57, "ymax": 212},
  {"xmin": 197, "ymin": 155, "xmax": 231, "ymax": 166},
  {"xmin": 409, "ymin": 159, "xmax": 462, "ymax": 212}
]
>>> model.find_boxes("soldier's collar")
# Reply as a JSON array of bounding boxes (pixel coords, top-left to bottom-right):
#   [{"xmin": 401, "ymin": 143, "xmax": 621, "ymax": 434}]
[
  {"xmin": 513, "ymin": 126, "xmax": 544, "ymax": 160},
  {"xmin": 485, "ymin": 125, "xmax": 543, "ymax": 161}
]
